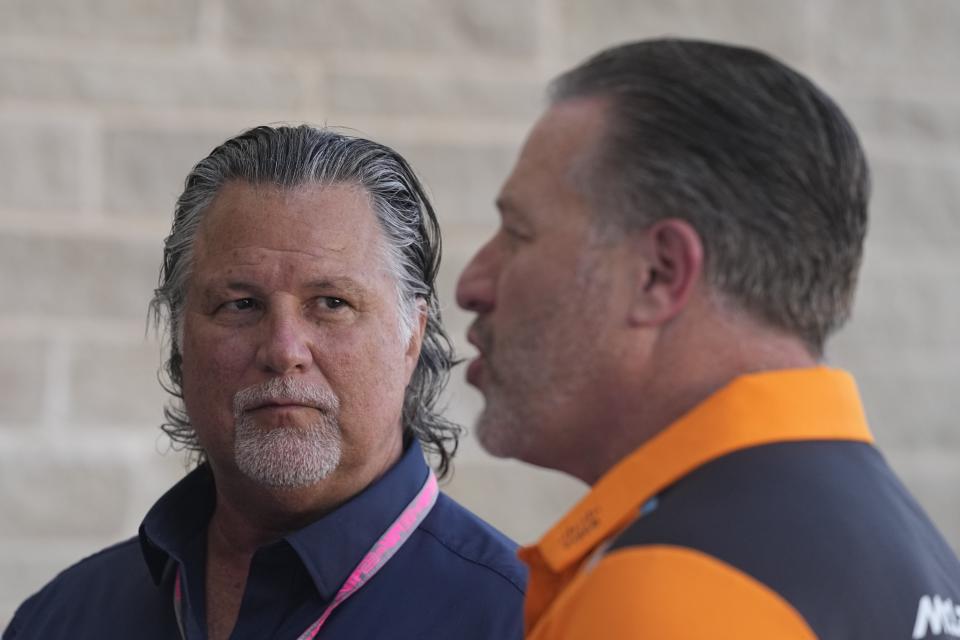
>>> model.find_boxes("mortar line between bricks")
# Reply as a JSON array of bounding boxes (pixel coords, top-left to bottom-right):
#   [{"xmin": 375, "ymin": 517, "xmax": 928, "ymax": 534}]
[
  {"xmin": 0, "ymin": 429, "xmax": 168, "ymax": 454},
  {"xmin": 0, "ymin": 214, "xmax": 169, "ymax": 239},
  {"xmin": 0, "ymin": 318, "xmax": 158, "ymax": 342},
  {"xmin": 0, "ymin": 105, "xmax": 536, "ymax": 142}
]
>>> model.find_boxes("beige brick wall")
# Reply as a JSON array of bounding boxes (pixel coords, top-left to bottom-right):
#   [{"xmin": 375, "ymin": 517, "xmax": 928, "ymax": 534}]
[{"xmin": 2, "ymin": 0, "xmax": 958, "ymax": 625}]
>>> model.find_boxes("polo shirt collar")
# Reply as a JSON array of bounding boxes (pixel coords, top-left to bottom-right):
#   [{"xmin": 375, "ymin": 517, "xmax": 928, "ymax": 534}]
[
  {"xmin": 139, "ymin": 463, "xmax": 215, "ymax": 585},
  {"xmin": 139, "ymin": 439, "xmax": 430, "ymax": 603},
  {"xmin": 519, "ymin": 366, "xmax": 874, "ymax": 577},
  {"xmin": 286, "ymin": 440, "xmax": 429, "ymax": 600}
]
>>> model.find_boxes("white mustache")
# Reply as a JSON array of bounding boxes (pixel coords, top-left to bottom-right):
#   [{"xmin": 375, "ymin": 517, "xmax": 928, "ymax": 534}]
[{"xmin": 232, "ymin": 377, "xmax": 340, "ymax": 417}]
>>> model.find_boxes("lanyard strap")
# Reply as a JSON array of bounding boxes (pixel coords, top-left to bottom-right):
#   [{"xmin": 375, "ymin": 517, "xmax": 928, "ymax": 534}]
[{"xmin": 174, "ymin": 470, "xmax": 439, "ymax": 639}]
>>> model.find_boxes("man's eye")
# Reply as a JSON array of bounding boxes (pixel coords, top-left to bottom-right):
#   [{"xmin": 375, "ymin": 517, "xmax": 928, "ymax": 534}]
[
  {"xmin": 222, "ymin": 298, "xmax": 258, "ymax": 312},
  {"xmin": 502, "ymin": 225, "xmax": 530, "ymax": 241},
  {"xmin": 321, "ymin": 297, "xmax": 346, "ymax": 310}
]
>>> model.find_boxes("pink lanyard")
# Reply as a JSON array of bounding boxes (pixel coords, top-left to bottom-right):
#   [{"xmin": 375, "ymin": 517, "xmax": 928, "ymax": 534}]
[{"xmin": 173, "ymin": 471, "xmax": 439, "ymax": 639}]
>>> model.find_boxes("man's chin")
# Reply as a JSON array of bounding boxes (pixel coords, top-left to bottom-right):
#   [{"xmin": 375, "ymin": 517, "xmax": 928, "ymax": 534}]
[
  {"xmin": 242, "ymin": 467, "xmax": 336, "ymax": 490},
  {"xmin": 234, "ymin": 423, "xmax": 343, "ymax": 489},
  {"xmin": 474, "ymin": 413, "xmax": 525, "ymax": 460},
  {"xmin": 237, "ymin": 457, "xmax": 340, "ymax": 490}
]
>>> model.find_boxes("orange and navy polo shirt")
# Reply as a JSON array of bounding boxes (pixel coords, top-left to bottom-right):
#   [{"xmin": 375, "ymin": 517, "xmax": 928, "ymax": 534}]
[{"xmin": 520, "ymin": 367, "xmax": 960, "ymax": 639}]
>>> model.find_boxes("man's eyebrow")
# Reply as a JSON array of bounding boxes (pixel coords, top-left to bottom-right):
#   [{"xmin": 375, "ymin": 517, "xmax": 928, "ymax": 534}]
[
  {"xmin": 304, "ymin": 277, "xmax": 367, "ymax": 294},
  {"xmin": 204, "ymin": 277, "xmax": 368, "ymax": 296}
]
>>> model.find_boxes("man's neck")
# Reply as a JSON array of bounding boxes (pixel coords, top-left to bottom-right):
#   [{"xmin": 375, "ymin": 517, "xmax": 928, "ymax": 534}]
[
  {"xmin": 578, "ymin": 306, "xmax": 819, "ymax": 485},
  {"xmin": 202, "ymin": 483, "xmax": 340, "ymax": 640},
  {"xmin": 201, "ymin": 442, "xmax": 404, "ymax": 639},
  {"xmin": 205, "ymin": 515, "xmax": 253, "ymax": 640}
]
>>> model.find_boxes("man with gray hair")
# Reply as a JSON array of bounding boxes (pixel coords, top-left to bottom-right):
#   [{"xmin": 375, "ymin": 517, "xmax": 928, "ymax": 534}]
[
  {"xmin": 5, "ymin": 126, "xmax": 525, "ymax": 639},
  {"xmin": 456, "ymin": 39, "xmax": 960, "ymax": 638}
]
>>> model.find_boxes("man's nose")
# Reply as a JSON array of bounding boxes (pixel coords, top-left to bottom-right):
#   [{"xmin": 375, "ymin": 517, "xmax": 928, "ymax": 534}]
[
  {"xmin": 256, "ymin": 304, "xmax": 314, "ymax": 375},
  {"xmin": 455, "ymin": 241, "xmax": 497, "ymax": 314}
]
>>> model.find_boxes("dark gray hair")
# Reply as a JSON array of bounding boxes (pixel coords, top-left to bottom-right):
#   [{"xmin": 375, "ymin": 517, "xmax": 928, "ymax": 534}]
[
  {"xmin": 149, "ymin": 125, "xmax": 461, "ymax": 477},
  {"xmin": 551, "ymin": 39, "xmax": 870, "ymax": 354}
]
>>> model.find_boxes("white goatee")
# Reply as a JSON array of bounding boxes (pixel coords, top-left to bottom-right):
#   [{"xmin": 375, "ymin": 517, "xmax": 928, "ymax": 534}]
[{"xmin": 232, "ymin": 377, "xmax": 343, "ymax": 488}]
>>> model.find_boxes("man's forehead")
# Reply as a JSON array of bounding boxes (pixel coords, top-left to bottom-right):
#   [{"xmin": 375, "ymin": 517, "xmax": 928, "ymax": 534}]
[
  {"xmin": 190, "ymin": 180, "xmax": 385, "ymax": 271},
  {"xmin": 497, "ymin": 97, "xmax": 609, "ymax": 216},
  {"xmin": 202, "ymin": 180, "xmax": 371, "ymax": 234},
  {"xmin": 530, "ymin": 97, "xmax": 609, "ymax": 155},
  {"xmin": 203, "ymin": 180, "xmax": 369, "ymax": 222}
]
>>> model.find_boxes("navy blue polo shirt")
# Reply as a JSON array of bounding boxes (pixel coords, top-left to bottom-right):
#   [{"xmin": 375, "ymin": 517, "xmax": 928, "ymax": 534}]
[{"xmin": 4, "ymin": 443, "xmax": 526, "ymax": 639}]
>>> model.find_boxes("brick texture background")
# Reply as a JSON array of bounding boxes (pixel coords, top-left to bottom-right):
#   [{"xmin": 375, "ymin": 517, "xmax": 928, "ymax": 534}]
[{"xmin": 1, "ymin": 0, "xmax": 958, "ymax": 625}]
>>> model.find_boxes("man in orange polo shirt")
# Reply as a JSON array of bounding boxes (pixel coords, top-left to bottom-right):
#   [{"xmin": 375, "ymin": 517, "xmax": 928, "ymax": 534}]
[{"xmin": 456, "ymin": 39, "xmax": 960, "ymax": 639}]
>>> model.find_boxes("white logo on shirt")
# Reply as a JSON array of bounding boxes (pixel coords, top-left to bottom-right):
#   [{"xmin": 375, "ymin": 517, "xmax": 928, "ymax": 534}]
[{"xmin": 913, "ymin": 594, "xmax": 960, "ymax": 638}]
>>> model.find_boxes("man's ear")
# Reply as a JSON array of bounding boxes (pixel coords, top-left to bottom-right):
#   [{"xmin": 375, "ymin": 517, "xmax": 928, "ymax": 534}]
[
  {"xmin": 629, "ymin": 218, "xmax": 704, "ymax": 327},
  {"xmin": 405, "ymin": 298, "xmax": 429, "ymax": 372}
]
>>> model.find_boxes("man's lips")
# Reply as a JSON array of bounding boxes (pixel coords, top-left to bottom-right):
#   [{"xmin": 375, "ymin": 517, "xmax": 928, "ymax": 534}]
[
  {"xmin": 249, "ymin": 401, "xmax": 317, "ymax": 411},
  {"xmin": 465, "ymin": 355, "xmax": 485, "ymax": 387},
  {"xmin": 465, "ymin": 324, "xmax": 492, "ymax": 388},
  {"xmin": 466, "ymin": 325, "xmax": 487, "ymax": 352}
]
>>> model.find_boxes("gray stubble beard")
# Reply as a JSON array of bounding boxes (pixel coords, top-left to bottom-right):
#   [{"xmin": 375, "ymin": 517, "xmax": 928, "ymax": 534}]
[{"xmin": 474, "ymin": 246, "xmax": 613, "ymax": 464}]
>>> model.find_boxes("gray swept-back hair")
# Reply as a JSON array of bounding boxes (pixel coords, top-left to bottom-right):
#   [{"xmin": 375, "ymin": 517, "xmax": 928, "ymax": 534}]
[
  {"xmin": 551, "ymin": 39, "xmax": 870, "ymax": 354},
  {"xmin": 149, "ymin": 125, "xmax": 461, "ymax": 477}
]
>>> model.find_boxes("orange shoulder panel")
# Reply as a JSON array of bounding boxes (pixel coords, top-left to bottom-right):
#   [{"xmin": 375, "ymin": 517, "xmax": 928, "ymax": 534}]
[{"xmin": 527, "ymin": 545, "xmax": 817, "ymax": 640}]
